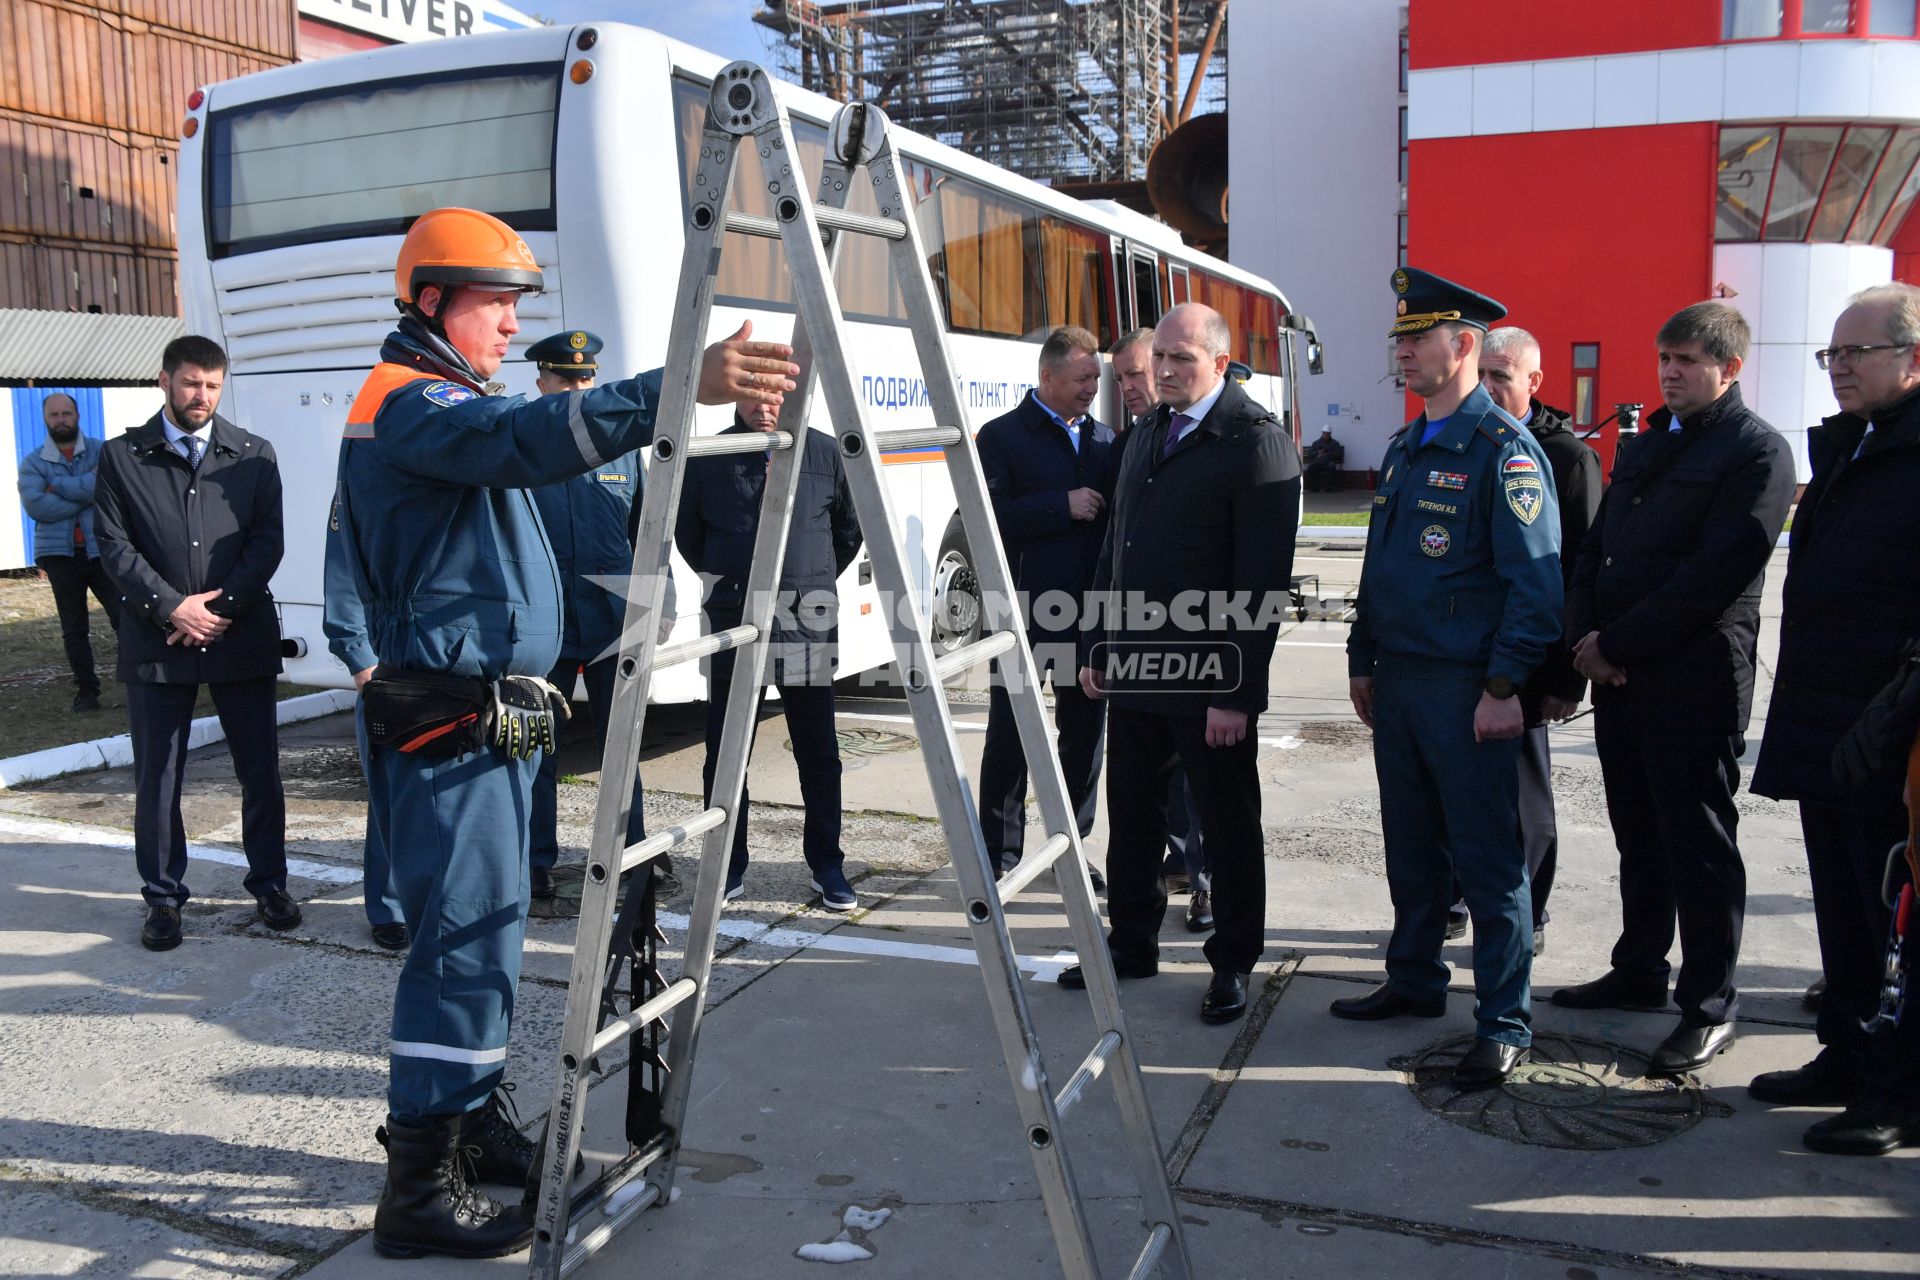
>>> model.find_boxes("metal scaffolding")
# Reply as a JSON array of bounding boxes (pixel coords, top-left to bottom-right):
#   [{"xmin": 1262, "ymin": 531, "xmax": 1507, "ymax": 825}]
[{"xmin": 753, "ymin": 0, "xmax": 1229, "ymax": 186}]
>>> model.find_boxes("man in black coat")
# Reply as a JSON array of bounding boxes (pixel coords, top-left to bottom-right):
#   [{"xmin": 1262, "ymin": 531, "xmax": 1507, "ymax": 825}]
[
  {"xmin": 93, "ymin": 335, "xmax": 295, "ymax": 951},
  {"xmin": 1749, "ymin": 282, "xmax": 1920, "ymax": 1155},
  {"xmin": 1556, "ymin": 302, "xmax": 1795, "ymax": 1075},
  {"xmin": 974, "ymin": 326, "xmax": 1115, "ymax": 882},
  {"xmin": 1476, "ymin": 326, "xmax": 1604, "ymax": 953},
  {"xmin": 1062, "ymin": 302, "xmax": 1303, "ymax": 1025},
  {"xmin": 677, "ymin": 391, "xmax": 863, "ymax": 909}
]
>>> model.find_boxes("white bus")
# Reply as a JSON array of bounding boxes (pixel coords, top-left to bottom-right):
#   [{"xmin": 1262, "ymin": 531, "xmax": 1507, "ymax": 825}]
[{"xmin": 175, "ymin": 22, "xmax": 1320, "ymax": 698}]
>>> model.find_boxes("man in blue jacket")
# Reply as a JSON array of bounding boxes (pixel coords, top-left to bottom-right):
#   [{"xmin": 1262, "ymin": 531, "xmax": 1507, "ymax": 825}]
[
  {"xmin": 1339, "ymin": 269, "xmax": 1561, "ymax": 1092},
  {"xmin": 676, "ymin": 390, "xmax": 863, "ymax": 908},
  {"xmin": 326, "ymin": 207, "xmax": 796, "ymax": 1260},
  {"xmin": 524, "ymin": 329, "xmax": 674, "ymax": 903},
  {"xmin": 18, "ymin": 392, "xmax": 118, "ymax": 712},
  {"xmin": 975, "ymin": 326, "xmax": 1115, "ymax": 884}
]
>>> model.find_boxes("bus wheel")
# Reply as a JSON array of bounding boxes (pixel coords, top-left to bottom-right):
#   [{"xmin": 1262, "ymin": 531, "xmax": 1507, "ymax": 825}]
[{"xmin": 930, "ymin": 528, "xmax": 982, "ymax": 655}]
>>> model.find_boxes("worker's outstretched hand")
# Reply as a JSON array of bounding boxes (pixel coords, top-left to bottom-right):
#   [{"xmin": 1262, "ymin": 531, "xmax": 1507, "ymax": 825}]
[{"xmin": 698, "ymin": 320, "xmax": 800, "ymax": 407}]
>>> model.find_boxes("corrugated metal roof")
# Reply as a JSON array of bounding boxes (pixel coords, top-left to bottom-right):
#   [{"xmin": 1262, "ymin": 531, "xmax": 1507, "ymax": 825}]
[{"xmin": 0, "ymin": 309, "xmax": 186, "ymax": 384}]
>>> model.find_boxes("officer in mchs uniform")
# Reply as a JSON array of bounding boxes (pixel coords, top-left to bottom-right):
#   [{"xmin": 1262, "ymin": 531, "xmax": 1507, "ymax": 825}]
[
  {"xmin": 524, "ymin": 329, "xmax": 672, "ymax": 903},
  {"xmin": 1338, "ymin": 268, "xmax": 1562, "ymax": 1091},
  {"xmin": 326, "ymin": 207, "xmax": 796, "ymax": 1259}
]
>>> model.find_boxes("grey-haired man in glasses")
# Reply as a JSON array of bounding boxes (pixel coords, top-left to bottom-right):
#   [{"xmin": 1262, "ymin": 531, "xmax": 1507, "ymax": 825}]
[{"xmin": 1749, "ymin": 281, "xmax": 1920, "ymax": 1156}]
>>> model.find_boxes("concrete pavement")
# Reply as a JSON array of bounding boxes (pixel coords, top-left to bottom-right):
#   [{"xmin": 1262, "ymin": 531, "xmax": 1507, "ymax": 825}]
[{"xmin": 0, "ymin": 544, "xmax": 1914, "ymax": 1279}]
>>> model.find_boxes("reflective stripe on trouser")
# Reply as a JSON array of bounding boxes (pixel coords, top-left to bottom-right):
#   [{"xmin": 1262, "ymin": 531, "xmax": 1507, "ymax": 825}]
[
  {"xmin": 376, "ymin": 741, "xmax": 537, "ymax": 1118},
  {"xmin": 1372, "ymin": 658, "xmax": 1532, "ymax": 1046}
]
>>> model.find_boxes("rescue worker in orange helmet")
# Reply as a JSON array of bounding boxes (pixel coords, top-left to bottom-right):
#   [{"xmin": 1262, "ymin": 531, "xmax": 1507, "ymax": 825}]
[{"xmin": 325, "ymin": 207, "xmax": 797, "ymax": 1259}]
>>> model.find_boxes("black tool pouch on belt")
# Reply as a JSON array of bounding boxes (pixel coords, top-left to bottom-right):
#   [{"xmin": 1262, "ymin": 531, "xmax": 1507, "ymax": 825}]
[{"xmin": 362, "ymin": 668, "xmax": 491, "ymax": 758}]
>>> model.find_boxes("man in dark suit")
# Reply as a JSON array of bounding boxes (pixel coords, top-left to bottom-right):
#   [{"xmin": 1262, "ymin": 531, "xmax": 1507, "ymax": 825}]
[
  {"xmin": 1750, "ymin": 282, "xmax": 1920, "ymax": 1155},
  {"xmin": 1062, "ymin": 302, "xmax": 1302, "ymax": 1025},
  {"xmin": 975, "ymin": 326, "xmax": 1114, "ymax": 884},
  {"xmin": 677, "ymin": 391, "xmax": 863, "ymax": 909},
  {"xmin": 1557, "ymin": 302, "xmax": 1795, "ymax": 1075},
  {"xmin": 93, "ymin": 335, "xmax": 296, "ymax": 951}
]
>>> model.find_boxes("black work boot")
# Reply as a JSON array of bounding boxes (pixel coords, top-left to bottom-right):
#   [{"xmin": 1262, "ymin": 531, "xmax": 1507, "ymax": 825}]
[
  {"xmin": 464, "ymin": 1085, "xmax": 540, "ymax": 1186},
  {"xmin": 373, "ymin": 1114, "xmax": 533, "ymax": 1259}
]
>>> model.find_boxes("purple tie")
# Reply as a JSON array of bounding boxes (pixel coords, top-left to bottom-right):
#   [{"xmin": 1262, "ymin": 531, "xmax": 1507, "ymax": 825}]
[{"xmin": 1161, "ymin": 412, "xmax": 1193, "ymax": 461}]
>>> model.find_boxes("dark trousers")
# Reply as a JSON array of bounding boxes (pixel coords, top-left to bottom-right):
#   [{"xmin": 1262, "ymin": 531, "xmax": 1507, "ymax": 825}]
[
  {"xmin": 1161, "ymin": 766, "xmax": 1210, "ymax": 891},
  {"xmin": 1374, "ymin": 660, "xmax": 1531, "ymax": 1046},
  {"xmin": 39, "ymin": 554, "xmax": 118, "ymax": 693},
  {"xmin": 1104, "ymin": 704, "xmax": 1264, "ymax": 974},
  {"xmin": 977, "ymin": 644, "xmax": 1106, "ymax": 871},
  {"xmin": 1594, "ymin": 703, "xmax": 1745, "ymax": 1027},
  {"xmin": 532, "ymin": 655, "xmax": 646, "ymax": 873},
  {"xmin": 1517, "ymin": 724, "xmax": 1558, "ymax": 926},
  {"xmin": 127, "ymin": 676, "xmax": 286, "ymax": 907},
  {"xmin": 701, "ymin": 644, "xmax": 843, "ymax": 880},
  {"xmin": 1801, "ymin": 800, "xmax": 1909, "ymax": 1063}
]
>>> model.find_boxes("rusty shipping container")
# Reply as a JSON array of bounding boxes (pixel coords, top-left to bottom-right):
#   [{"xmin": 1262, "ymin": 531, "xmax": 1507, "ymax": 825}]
[{"xmin": 1, "ymin": 0, "xmax": 295, "ymax": 317}]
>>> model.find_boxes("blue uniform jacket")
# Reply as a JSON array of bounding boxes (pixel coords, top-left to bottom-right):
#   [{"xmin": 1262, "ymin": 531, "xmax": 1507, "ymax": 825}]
[
  {"xmin": 325, "ymin": 324, "xmax": 662, "ymax": 682},
  {"xmin": 1347, "ymin": 383, "xmax": 1562, "ymax": 685},
  {"xmin": 529, "ymin": 448, "xmax": 649, "ymax": 662}
]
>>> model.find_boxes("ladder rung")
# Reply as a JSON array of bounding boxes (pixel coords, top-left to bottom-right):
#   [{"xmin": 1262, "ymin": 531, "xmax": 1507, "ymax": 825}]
[
  {"xmin": 1126, "ymin": 1223, "xmax": 1173, "ymax": 1280},
  {"xmin": 559, "ymin": 1179, "xmax": 663, "ymax": 1278},
  {"xmin": 725, "ymin": 206, "xmax": 907, "ymax": 241},
  {"xmin": 654, "ymin": 624, "xmax": 758, "ymax": 670},
  {"xmin": 619, "ymin": 807, "xmax": 728, "ymax": 875},
  {"xmin": 1053, "ymin": 1030, "xmax": 1121, "ymax": 1118},
  {"xmin": 683, "ymin": 429, "xmax": 795, "ymax": 458},
  {"xmin": 932, "ymin": 629, "xmax": 1018, "ymax": 683},
  {"xmin": 994, "ymin": 834, "xmax": 1072, "ymax": 901},
  {"xmin": 589, "ymin": 978, "xmax": 698, "ymax": 1059},
  {"xmin": 870, "ymin": 425, "xmax": 964, "ymax": 453}
]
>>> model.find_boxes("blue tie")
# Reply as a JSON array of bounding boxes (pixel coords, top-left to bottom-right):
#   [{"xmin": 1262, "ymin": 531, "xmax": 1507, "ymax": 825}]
[
  {"xmin": 1161, "ymin": 412, "xmax": 1193, "ymax": 461},
  {"xmin": 184, "ymin": 435, "xmax": 205, "ymax": 469}
]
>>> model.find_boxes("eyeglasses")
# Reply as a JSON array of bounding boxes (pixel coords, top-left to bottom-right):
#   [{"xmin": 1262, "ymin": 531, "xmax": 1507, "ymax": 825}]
[{"xmin": 1814, "ymin": 343, "xmax": 1913, "ymax": 370}]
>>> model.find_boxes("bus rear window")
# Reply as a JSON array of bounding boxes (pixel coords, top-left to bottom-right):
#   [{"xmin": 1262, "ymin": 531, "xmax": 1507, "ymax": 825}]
[{"xmin": 206, "ymin": 66, "xmax": 560, "ymax": 257}]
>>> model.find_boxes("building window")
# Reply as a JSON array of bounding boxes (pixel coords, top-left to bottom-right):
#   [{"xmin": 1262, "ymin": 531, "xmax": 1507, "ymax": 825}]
[
  {"xmin": 1765, "ymin": 125, "xmax": 1846, "ymax": 240},
  {"xmin": 1810, "ymin": 126, "xmax": 1893, "ymax": 240},
  {"xmin": 1802, "ymin": 0, "xmax": 1856, "ymax": 33},
  {"xmin": 1724, "ymin": 0, "xmax": 1784, "ymax": 38},
  {"xmin": 1850, "ymin": 128, "xmax": 1920, "ymax": 238},
  {"xmin": 1571, "ymin": 344, "xmax": 1599, "ymax": 428},
  {"xmin": 1871, "ymin": 0, "xmax": 1919, "ymax": 35},
  {"xmin": 1717, "ymin": 126, "xmax": 1779, "ymax": 240}
]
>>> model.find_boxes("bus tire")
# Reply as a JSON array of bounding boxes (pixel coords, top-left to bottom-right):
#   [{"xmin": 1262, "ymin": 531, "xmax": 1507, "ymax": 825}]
[{"xmin": 929, "ymin": 521, "xmax": 983, "ymax": 655}]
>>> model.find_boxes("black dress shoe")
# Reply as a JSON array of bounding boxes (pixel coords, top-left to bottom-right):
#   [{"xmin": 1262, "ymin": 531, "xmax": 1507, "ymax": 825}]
[
  {"xmin": 1329, "ymin": 983, "xmax": 1445, "ymax": 1021},
  {"xmin": 530, "ymin": 867, "xmax": 555, "ymax": 901},
  {"xmin": 1185, "ymin": 889, "xmax": 1214, "ymax": 933},
  {"xmin": 1444, "ymin": 905, "xmax": 1468, "ymax": 941},
  {"xmin": 1802, "ymin": 1097, "xmax": 1920, "ymax": 1156},
  {"xmin": 1455, "ymin": 1038, "xmax": 1529, "ymax": 1091},
  {"xmin": 1550, "ymin": 970, "xmax": 1668, "ymax": 1012},
  {"xmin": 1648, "ymin": 1021, "xmax": 1735, "ymax": 1076},
  {"xmin": 371, "ymin": 922, "xmax": 411, "ymax": 951},
  {"xmin": 1802, "ymin": 977, "xmax": 1826, "ymax": 1012},
  {"xmin": 1056, "ymin": 955, "xmax": 1157, "ymax": 989},
  {"xmin": 1748, "ymin": 1048, "xmax": 1867, "ymax": 1107},
  {"xmin": 256, "ymin": 890, "xmax": 302, "ymax": 931},
  {"xmin": 141, "ymin": 902, "xmax": 182, "ymax": 951},
  {"xmin": 72, "ymin": 690, "xmax": 101, "ymax": 713},
  {"xmin": 1088, "ymin": 866, "xmax": 1107, "ymax": 895},
  {"xmin": 1200, "ymin": 970, "xmax": 1248, "ymax": 1024}
]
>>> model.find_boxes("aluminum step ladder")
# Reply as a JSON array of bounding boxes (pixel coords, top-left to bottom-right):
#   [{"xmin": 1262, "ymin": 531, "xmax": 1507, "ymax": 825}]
[{"xmin": 529, "ymin": 62, "xmax": 1192, "ymax": 1280}]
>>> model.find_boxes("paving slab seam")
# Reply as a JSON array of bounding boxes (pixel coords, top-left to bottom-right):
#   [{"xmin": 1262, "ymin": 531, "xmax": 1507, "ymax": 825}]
[
  {"xmin": 1173, "ymin": 1187, "xmax": 1789, "ymax": 1280},
  {"xmin": 1165, "ymin": 954, "xmax": 1304, "ymax": 1184},
  {"xmin": 0, "ymin": 1164, "xmax": 315, "ymax": 1273}
]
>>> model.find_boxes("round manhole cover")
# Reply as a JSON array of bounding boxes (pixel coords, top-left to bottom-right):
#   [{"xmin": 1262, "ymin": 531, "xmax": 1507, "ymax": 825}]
[
  {"xmin": 1394, "ymin": 1032, "xmax": 1727, "ymax": 1150},
  {"xmin": 819, "ymin": 727, "xmax": 917, "ymax": 757}
]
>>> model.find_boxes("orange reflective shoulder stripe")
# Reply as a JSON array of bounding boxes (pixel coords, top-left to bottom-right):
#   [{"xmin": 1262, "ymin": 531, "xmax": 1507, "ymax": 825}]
[{"xmin": 343, "ymin": 363, "xmax": 438, "ymax": 436}]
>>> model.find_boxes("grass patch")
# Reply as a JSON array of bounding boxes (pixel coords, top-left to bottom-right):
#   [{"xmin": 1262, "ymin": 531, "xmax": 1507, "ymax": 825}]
[
  {"xmin": 0, "ymin": 573, "xmax": 326, "ymax": 759},
  {"xmin": 1301, "ymin": 511, "xmax": 1371, "ymax": 526}
]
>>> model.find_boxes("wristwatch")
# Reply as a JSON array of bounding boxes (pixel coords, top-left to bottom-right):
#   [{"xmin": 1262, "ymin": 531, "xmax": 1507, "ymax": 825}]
[{"xmin": 1483, "ymin": 676, "xmax": 1518, "ymax": 700}]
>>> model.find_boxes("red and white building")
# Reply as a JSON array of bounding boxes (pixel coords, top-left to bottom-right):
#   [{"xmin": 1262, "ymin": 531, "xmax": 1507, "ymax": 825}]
[{"xmin": 1235, "ymin": 0, "xmax": 1920, "ymax": 478}]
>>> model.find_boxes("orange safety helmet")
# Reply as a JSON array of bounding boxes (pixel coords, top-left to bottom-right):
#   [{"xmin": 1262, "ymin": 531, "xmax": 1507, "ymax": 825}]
[{"xmin": 394, "ymin": 207, "xmax": 543, "ymax": 306}]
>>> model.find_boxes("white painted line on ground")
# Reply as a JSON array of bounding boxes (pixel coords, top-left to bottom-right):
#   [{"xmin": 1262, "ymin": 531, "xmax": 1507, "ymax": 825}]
[
  {"xmin": 0, "ymin": 688, "xmax": 356, "ymax": 790},
  {"xmin": 835, "ymin": 710, "xmax": 985, "ymax": 732},
  {"xmin": 656, "ymin": 906, "xmax": 1075, "ymax": 980},
  {"xmin": 1275, "ymin": 640, "xmax": 1349, "ymax": 648},
  {"xmin": 0, "ymin": 813, "xmax": 362, "ymax": 885}
]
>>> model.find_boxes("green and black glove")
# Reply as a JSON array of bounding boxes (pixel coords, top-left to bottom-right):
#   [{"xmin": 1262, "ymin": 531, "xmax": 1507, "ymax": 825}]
[{"xmin": 489, "ymin": 675, "xmax": 571, "ymax": 760}]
